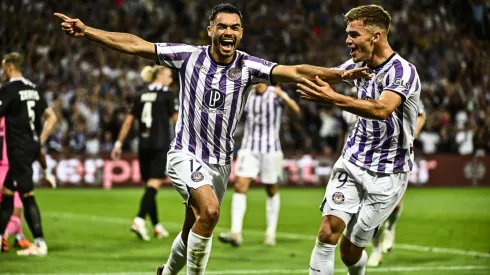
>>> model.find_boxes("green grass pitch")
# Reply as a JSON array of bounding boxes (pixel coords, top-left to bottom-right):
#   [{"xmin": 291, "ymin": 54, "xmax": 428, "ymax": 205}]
[{"xmin": 1, "ymin": 187, "xmax": 489, "ymax": 275}]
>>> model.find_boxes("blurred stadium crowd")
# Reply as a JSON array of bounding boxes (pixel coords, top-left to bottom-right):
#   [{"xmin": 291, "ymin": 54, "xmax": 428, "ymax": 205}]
[{"xmin": 1, "ymin": 0, "xmax": 489, "ymax": 157}]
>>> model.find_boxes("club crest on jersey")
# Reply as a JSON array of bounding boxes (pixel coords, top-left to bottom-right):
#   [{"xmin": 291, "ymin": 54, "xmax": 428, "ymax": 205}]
[
  {"xmin": 191, "ymin": 171, "xmax": 204, "ymax": 182},
  {"xmin": 226, "ymin": 68, "xmax": 242, "ymax": 81},
  {"xmin": 376, "ymin": 72, "xmax": 386, "ymax": 85},
  {"xmin": 332, "ymin": 192, "xmax": 345, "ymax": 205}
]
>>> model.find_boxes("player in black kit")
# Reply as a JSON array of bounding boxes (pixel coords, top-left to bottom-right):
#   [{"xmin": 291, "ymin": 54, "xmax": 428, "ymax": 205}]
[
  {"xmin": 0, "ymin": 52, "xmax": 57, "ymax": 256},
  {"xmin": 111, "ymin": 65, "xmax": 178, "ymax": 241}
]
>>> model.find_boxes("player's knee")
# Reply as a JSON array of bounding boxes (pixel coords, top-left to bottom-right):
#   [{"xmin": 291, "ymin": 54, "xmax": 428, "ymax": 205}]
[
  {"xmin": 318, "ymin": 227, "xmax": 340, "ymax": 245},
  {"xmin": 317, "ymin": 217, "xmax": 344, "ymax": 245},
  {"xmin": 1, "ymin": 186, "xmax": 15, "ymax": 196},
  {"xmin": 265, "ymin": 184, "xmax": 278, "ymax": 197},
  {"xmin": 234, "ymin": 177, "xmax": 250, "ymax": 194},
  {"xmin": 146, "ymin": 179, "xmax": 162, "ymax": 190},
  {"xmin": 21, "ymin": 191, "xmax": 34, "ymax": 198},
  {"xmin": 198, "ymin": 206, "xmax": 220, "ymax": 228},
  {"xmin": 340, "ymin": 237, "xmax": 364, "ymax": 266}
]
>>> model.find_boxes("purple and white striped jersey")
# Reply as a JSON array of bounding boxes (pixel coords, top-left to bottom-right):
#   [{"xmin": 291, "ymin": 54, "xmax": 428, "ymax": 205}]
[
  {"xmin": 241, "ymin": 86, "xmax": 285, "ymax": 153},
  {"xmin": 337, "ymin": 53, "xmax": 421, "ymax": 173},
  {"xmin": 155, "ymin": 43, "xmax": 276, "ymax": 165}
]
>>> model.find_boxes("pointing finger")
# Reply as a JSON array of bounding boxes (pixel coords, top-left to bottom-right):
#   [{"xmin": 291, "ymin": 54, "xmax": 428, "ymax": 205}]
[{"xmin": 54, "ymin": 13, "xmax": 71, "ymax": 21}]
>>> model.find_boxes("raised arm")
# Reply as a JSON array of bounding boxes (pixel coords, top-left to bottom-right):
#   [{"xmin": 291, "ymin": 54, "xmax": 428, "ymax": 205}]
[
  {"xmin": 273, "ymin": 86, "xmax": 301, "ymax": 114},
  {"xmin": 54, "ymin": 13, "xmax": 155, "ymax": 60},
  {"xmin": 271, "ymin": 65, "xmax": 372, "ymax": 84}
]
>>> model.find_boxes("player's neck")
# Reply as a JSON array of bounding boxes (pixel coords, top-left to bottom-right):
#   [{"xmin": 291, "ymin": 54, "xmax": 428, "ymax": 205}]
[
  {"xmin": 8, "ymin": 72, "xmax": 22, "ymax": 80},
  {"xmin": 210, "ymin": 46, "xmax": 235, "ymax": 65},
  {"xmin": 367, "ymin": 44, "xmax": 394, "ymax": 69}
]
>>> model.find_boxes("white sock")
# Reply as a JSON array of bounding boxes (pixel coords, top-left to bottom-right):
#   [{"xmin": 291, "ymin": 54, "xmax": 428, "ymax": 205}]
[
  {"xmin": 162, "ymin": 232, "xmax": 187, "ymax": 275},
  {"xmin": 347, "ymin": 250, "xmax": 368, "ymax": 275},
  {"xmin": 34, "ymin": 238, "xmax": 46, "ymax": 247},
  {"xmin": 187, "ymin": 230, "xmax": 212, "ymax": 275},
  {"xmin": 265, "ymin": 193, "xmax": 280, "ymax": 237},
  {"xmin": 386, "ymin": 206, "xmax": 403, "ymax": 231},
  {"xmin": 231, "ymin": 193, "xmax": 247, "ymax": 234},
  {"xmin": 309, "ymin": 238, "xmax": 336, "ymax": 275}
]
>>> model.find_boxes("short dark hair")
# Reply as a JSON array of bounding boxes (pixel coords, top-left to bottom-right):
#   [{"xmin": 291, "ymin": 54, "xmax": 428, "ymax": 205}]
[
  {"xmin": 2, "ymin": 52, "xmax": 24, "ymax": 70},
  {"xmin": 344, "ymin": 5, "xmax": 391, "ymax": 33},
  {"xmin": 209, "ymin": 3, "xmax": 242, "ymax": 23}
]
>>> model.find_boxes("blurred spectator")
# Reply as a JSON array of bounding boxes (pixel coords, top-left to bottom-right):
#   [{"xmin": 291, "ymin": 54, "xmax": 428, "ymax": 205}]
[{"xmin": 0, "ymin": 0, "xmax": 488, "ymax": 155}]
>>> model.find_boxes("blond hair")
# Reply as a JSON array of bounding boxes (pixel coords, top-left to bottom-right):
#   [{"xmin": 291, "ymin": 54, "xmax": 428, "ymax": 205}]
[
  {"xmin": 140, "ymin": 65, "xmax": 166, "ymax": 83},
  {"xmin": 2, "ymin": 52, "xmax": 24, "ymax": 71},
  {"xmin": 344, "ymin": 5, "xmax": 391, "ymax": 34}
]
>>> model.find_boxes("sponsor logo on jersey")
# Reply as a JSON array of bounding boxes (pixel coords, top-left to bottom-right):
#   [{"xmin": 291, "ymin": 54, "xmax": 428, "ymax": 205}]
[{"xmin": 200, "ymin": 89, "xmax": 227, "ymax": 114}]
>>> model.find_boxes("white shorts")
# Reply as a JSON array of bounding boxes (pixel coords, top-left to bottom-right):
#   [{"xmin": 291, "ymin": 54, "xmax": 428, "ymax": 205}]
[
  {"xmin": 320, "ymin": 156, "xmax": 408, "ymax": 247},
  {"xmin": 167, "ymin": 150, "xmax": 231, "ymax": 206},
  {"xmin": 235, "ymin": 150, "xmax": 283, "ymax": 184}
]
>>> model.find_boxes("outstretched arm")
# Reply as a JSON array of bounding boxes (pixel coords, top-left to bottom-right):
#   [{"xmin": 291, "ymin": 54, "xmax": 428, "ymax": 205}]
[
  {"xmin": 54, "ymin": 13, "xmax": 155, "ymax": 60},
  {"xmin": 298, "ymin": 77, "xmax": 401, "ymax": 120},
  {"xmin": 271, "ymin": 65, "xmax": 372, "ymax": 85}
]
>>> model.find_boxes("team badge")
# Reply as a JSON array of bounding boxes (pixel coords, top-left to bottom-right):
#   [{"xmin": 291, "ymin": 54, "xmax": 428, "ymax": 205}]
[
  {"xmin": 191, "ymin": 171, "xmax": 204, "ymax": 182},
  {"xmin": 332, "ymin": 192, "xmax": 345, "ymax": 205},
  {"xmin": 376, "ymin": 72, "xmax": 386, "ymax": 85},
  {"xmin": 226, "ymin": 68, "xmax": 242, "ymax": 80}
]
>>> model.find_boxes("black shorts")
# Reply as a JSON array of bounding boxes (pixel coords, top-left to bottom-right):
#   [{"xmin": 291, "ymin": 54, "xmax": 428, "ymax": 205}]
[
  {"xmin": 138, "ymin": 149, "xmax": 168, "ymax": 182},
  {"xmin": 3, "ymin": 162, "xmax": 35, "ymax": 194}
]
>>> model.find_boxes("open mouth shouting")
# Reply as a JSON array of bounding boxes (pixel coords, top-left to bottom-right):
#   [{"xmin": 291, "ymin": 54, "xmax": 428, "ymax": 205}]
[
  {"xmin": 219, "ymin": 36, "xmax": 236, "ymax": 54},
  {"xmin": 349, "ymin": 46, "xmax": 357, "ymax": 57}
]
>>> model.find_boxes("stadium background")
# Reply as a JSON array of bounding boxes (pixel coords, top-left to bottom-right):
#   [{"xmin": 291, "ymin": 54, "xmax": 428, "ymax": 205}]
[{"xmin": 1, "ymin": 0, "xmax": 489, "ymax": 275}]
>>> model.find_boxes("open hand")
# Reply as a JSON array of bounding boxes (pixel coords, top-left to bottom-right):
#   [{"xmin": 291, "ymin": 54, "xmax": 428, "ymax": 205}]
[
  {"xmin": 297, "ymin": 76, "xmax": 337, "ymax": 103},
  {"xmin": 54, "ymin": 13, "xmax": 86, "ymax": 37},
  {"xmin": 342, "ymin": 67, "xmax": 373, "ymax": 80}
]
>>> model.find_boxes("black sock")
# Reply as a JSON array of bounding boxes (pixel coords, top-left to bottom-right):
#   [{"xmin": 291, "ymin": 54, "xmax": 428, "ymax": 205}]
[
  {"xmin": 148, "ymin": 188, "xmax": 159, "ymax": 226},
  {"xmin": 0, "ymin": 195, "xmax": 14, "ymax": 235},
  {"xmin": 137, "ymin": 187, "xmax": 158, "ymax": 225},
  {"xmin": 22, "ymin": 196, "xmax": 44, "ymax": 239}
]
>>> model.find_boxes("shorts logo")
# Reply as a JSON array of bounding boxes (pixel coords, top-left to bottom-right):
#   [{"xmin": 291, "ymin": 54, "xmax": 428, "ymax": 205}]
[
  {"xmin": 226, "ymin": 68, "xmax": 242, "ymax": 81},
  {"xmin": 191, "ymin": 171, "xmax": 204, "ymax": 182},
  {"xmin": 263, "ymin": 60, "xmax": 273, "ymax": 66},
  {"xmin": 332, "ymin": 192, "xmax": 345, "ymax": 205}
]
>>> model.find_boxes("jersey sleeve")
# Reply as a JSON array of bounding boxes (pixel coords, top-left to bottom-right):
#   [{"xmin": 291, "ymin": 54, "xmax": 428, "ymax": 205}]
[
  {"xmin": 130, "ymin": 96, "xmax": 141, "ymax": 117},
  {"xmin": 0, "ymin": 88, "xmax": 13, "ymax": 117},
  {"xmin": 154, "ymin": 43, "xmax": 200, "ymax": 69},
  {"xmin": 383, "ymin": 61, "xmax": 418, "ymax": 102},
  {"xmin": 332, "ymin": 59, "xmax": 358, "ymax": 85},
  {"xmin": 244, "ymin": 55, "xmax": 277, "ymax": 84},
  {"xmin": 167, "ymin": 92, "xmax": 179, "ymax": 117}
]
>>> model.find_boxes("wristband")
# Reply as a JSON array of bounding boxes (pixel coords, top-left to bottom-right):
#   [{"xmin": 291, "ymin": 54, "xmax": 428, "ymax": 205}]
[{"xmin": 114, "ymin": 140, "xmax": 123, "ymax": 149}]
